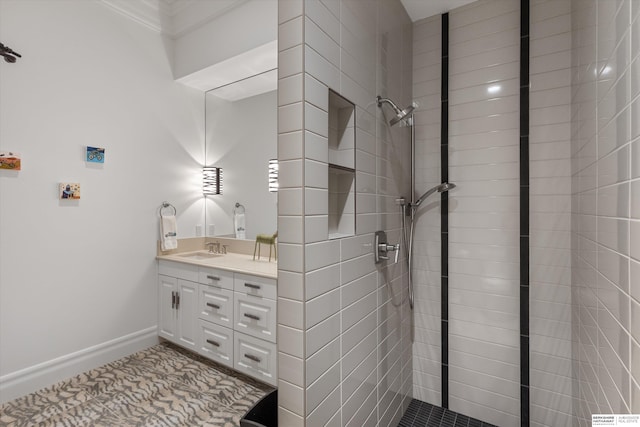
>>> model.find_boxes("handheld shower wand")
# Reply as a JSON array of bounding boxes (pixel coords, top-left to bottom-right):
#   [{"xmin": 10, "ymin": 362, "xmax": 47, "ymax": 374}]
[{"xmin": 412, "ymin": 182, "xmax": 456, "ymax": 209}]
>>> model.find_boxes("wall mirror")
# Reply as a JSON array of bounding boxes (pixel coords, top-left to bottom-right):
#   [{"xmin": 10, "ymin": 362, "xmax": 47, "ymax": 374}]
[{"xmin": 204, "ymin": 69, "xmax": 277, "ymax": 240}]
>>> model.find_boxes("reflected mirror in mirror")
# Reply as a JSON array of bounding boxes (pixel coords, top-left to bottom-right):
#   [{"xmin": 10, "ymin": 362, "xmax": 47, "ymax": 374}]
[{"xmin": 204, "ymin": 70, "xmax": 277, "ymax": 241}]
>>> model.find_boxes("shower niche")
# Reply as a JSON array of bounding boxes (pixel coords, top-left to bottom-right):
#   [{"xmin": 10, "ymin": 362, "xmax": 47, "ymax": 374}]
[{"xmin": 328, "ymin": 90, "xmax": 355, "ymax": 239}]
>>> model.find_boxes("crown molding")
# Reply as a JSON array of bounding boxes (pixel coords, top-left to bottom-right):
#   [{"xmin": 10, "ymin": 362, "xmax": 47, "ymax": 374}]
[
  {"xmin": 100, "ymin": 0, "xmax": 165, "ymax": 33},
  {"xmin": 100, "ymin": 0, "xmax": 247, "ymax": 38}
]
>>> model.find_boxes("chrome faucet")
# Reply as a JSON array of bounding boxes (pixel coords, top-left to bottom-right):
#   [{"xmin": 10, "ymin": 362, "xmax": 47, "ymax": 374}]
[{"xmin": 206, "ymin": 241, "xmax": 221, "ymax": 253}]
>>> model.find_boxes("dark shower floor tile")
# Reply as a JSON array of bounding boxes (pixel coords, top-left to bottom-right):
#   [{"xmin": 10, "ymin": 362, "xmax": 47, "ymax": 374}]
[{"xmin": 398, "ymin": 399, "xmax": 499, "ymax": 427}]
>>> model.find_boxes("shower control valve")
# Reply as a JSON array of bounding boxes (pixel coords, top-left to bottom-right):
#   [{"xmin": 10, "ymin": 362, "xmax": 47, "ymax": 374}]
[{"xmin": 374, "ymin": 230, "xmax": 400, "ymax": 264}]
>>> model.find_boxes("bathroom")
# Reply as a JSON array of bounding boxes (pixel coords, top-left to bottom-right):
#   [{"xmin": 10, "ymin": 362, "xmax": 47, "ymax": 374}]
[{"xmin": 0, "ymin": 0, "xmax": 638, "ymax": 426}]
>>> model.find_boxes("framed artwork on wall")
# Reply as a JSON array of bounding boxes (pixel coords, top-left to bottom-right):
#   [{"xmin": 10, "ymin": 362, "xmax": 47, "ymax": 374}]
[
  {"xmin": 86, "ymin": 146, "xmax": 105, "ymax": 163},
  {"xmin": 0, "ymin": 151, "xmax": 21, "ymax": 170},
  {"xmin": 59, "ymin": 183, "xmax": 81, "ymax": 200}
]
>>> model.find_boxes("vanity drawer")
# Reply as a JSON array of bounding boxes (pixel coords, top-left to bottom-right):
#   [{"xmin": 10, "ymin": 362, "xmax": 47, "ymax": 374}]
[
  {"xmin": 234, "ymin": 332, "xmax": 277, "ymax": 386},
  {"xmin": 197, "ymin": 320, "xmax": 233, "ymax": 368},
  {"xmin": 234, "ymin": 292, "xmax": 276, "ymax": 343},
  {"xmin": 234, "ymin": 274, "xmax": 277, "ymax": 300},
  {"xmin": 199, "ymin": 267, "xmax": 234, "ymax": 290},
  {"xmin": 159, "ymin": 260, "xmax": 198, "ymax": 282},
  {"xmin": 198, "ymin": 285, "xmax": 233, "ymax": 328}
]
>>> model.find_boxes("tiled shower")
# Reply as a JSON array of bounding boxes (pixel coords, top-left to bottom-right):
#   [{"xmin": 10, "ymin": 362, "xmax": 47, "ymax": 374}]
[
  {"xmin": 413, "ymin": 1, "xmax": 574, "ymax": 425},
  {"xmin": 275, "ymin": 0, "xmax": 638, "ymax": 426}
]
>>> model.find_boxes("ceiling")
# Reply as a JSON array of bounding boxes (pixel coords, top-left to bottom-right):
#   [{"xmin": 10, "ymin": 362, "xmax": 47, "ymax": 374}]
[
  {"xmin": 100, "ymin": 0, "xmax": 247, "ymax": 37},
  {"xmin": 400, "ymin": 0, "xmax": 477, "ymax": 21}
]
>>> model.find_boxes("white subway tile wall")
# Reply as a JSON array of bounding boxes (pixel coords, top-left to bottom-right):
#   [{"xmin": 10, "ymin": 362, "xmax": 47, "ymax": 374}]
[
  {"xmin": 447, "ymin": 1, "xmax": 521, "ymax": 425},
  {"xmin": 277, "ymin": 2, "xmax": 306, "ymax": 424},
  {"xmin": 277, "ymin": 0, "xmax": 413, "ymax": 425},
  {"xmin": 278, "ymin": 0, "xmax": 639, "ymax": 424},
  {"xmin": 572, "ymin": 0, "xmax": 639, "ymax": 424},
  {"xmin": 530, "ymin": 1, "xmax": 575, "ymax": 426},
  {"xmin": 411, "ymin": 13, "xmax": 443, "ymax": 407}
]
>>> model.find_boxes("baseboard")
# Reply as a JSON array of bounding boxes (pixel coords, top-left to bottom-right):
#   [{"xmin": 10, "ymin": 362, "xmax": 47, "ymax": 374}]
[{"xmin": 0, "ymin": 326, "xmax": 159, "ymax": 403}]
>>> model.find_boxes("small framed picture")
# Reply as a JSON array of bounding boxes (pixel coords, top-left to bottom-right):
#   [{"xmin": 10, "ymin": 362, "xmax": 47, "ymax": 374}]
[
  {"xmin": 0, "ymin": 151, "xmax": 21, "ymax": 170},
  {"xmin": 59, "ymin": 183, "xmax": 81, "ymax": 200},
  {"xmin": 86, "ymin": 146, "xmax": 105, "ymax": 163}
]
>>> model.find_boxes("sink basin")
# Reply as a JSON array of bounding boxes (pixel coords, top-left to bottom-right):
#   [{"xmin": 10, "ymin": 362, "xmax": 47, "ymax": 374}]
[{"xmin": 177, "ymin": 251, "xmax": 224, "ymax": 260}]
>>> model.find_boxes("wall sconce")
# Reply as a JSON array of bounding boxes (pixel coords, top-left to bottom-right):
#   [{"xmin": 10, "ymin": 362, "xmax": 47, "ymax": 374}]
[
  {"xmin": 268, "ymin": 159, "xmax": 278, "ymax": 192},
  {"xmin": 203, "ymin": 167, "xmax": 222, "ymax": 195}
]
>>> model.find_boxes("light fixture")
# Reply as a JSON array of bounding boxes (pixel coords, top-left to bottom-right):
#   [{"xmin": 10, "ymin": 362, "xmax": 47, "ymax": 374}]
[
  {"xmin": 268, "ymin": 159, "xmax": 278, "ymax": 192},
  {"xmin": 203, "ymin": 167, "xmax": 222, "ymax": 195}
]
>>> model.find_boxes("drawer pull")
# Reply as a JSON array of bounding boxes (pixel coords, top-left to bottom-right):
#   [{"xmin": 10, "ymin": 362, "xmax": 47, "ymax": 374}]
[
  {"xmin": 207, "ymin": 275, "xmax": 220, "ymax": 281},
  {"xmin": 206, "ymin": 339, "xmax": 220, "ymax": 347},
  {"xmin": 244, "ymin": 353, "xmax": 261, "ymax": 363},
  {"xmin": 206, "ymin": 302, "xmax": 220, "ymax": 310},
  {"xmin": 244, "ymin": 282, "xmax": 261, "ymax": 290},
  {"xmin": 244, "ymin": 313, "xmax": 261, "ymax": 321}
]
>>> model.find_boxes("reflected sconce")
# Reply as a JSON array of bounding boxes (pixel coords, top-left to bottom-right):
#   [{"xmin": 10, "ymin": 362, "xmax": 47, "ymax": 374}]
[
  {"xmin": 268, "ymin": 159, "xmax": 278, "ymax": 192},
  {"xmin": 203, "ymin": 167, "xmax": 222, "ymax": 195}
]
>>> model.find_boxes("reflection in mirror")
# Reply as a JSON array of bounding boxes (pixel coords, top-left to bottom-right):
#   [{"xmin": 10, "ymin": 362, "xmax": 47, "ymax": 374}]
[{"xmin": 205, "ymin": 72, "xmax": 277, "ymax": 241}]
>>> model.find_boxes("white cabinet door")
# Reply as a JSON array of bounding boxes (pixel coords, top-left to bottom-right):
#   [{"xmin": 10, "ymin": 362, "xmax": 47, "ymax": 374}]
[
  {"xmin": 197, "ymin": 320, "xmax": 233, "ymax": 368},
  {"xmin": 176, "ymin": 279, "xmax": 198, "ymax": 351},
  {"xmin": 234, "ymin": 332, "xmax": 277, "ymax": 386},
  {"xmin": 234, "ymin": 292, "xmax": 277, "ymax": 343},
  {"xmin": 198, "ymin": 285, "xmax": 233, "ymax": 328},
  {"xmin": 158, "ymin": 275, "xmax": 177, "ymax": 341}
]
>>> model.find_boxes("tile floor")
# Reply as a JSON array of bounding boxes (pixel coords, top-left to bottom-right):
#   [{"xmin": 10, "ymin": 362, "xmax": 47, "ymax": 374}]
[
  {"xmin": 398, "ymin": 399, "xmax": 499, "ymax": 427},
  {"xmin": 0, "ymin": 342, "xmax": 273, "ymax": 427}
]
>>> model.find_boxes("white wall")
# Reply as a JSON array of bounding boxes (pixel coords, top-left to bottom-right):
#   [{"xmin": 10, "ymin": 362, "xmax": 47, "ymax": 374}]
[
  {"xmin": 205, "ymin": 91, "xmax": 278, "ymax": 239},
  {"xmin": 0, "ymin": 0, "xmax": 204, "ymax": 402}
]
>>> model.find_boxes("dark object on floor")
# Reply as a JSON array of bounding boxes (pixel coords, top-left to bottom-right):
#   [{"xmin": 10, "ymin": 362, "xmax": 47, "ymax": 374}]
[
  {"xmin": 240, "ymin": 389, "xmax": 278, "ymax": 427},
  {"xmin": 398, "ymin": 399, "xmax": 498, "ymax": 427}
]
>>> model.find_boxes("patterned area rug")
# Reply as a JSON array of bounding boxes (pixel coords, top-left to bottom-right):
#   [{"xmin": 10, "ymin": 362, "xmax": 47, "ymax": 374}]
[{"xmin": 0, "ymin": 342, "xmax": 273, "ymax": 427}]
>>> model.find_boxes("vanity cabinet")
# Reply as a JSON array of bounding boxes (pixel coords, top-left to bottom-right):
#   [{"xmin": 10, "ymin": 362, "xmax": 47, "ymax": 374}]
[{"xmin": 157, "ymin": 260, "xmax": 277, "ymax": 386}]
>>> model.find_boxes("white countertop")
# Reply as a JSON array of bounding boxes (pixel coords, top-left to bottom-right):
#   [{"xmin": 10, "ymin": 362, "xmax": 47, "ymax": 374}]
[{"xmin": 157, "ymin": 251, "xmax": 277, "ymax": 279}]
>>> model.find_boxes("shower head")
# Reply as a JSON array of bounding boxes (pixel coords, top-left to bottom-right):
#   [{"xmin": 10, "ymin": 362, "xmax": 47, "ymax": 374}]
[
  {"xmin": 376, "ymin": 95, "xmax": 415, "ymax": 126},
  {"xmin": 413, "ymin": 182, "xmax": 456, "ymax": 208}
]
